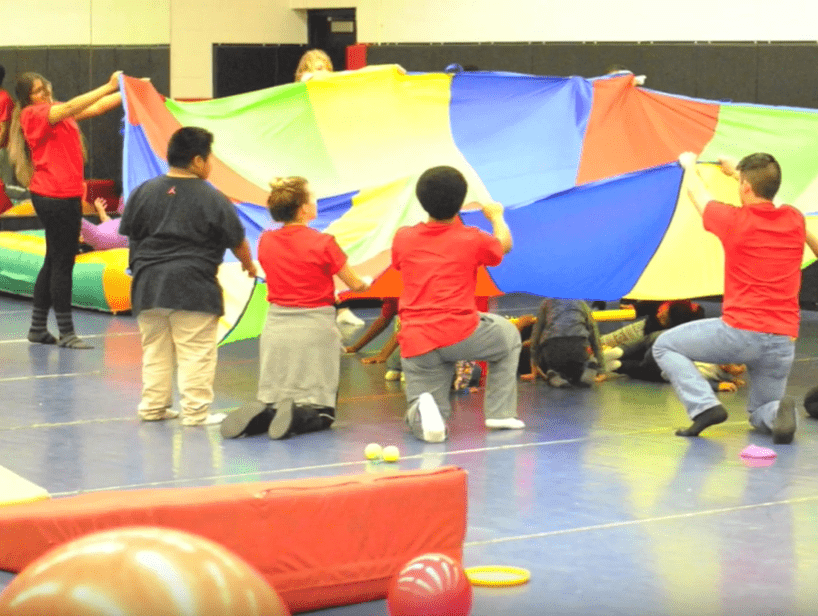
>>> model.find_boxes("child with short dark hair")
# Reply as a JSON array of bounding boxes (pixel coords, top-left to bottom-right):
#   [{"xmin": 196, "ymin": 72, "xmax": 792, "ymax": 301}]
[
  {"xmin": 120, "ymin": 126, "xmax": 257, "ymax": 426},
  {"xmin": 391, "ymin": 166, "xmax": 523, "ymax": 442}
]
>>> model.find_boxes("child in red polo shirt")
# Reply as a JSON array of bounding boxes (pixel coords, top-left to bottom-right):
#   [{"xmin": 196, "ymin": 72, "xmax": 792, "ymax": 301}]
[
  {"xmin": 221, "ymin": 176, "xmax": 370, "ymax": 440},
  {"xmin": 392, "ymin": 166, "xmax": 523, "ymax": 442}
]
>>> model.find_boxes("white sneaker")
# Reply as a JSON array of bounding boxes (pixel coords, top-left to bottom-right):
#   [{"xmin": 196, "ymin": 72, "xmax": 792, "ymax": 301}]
[
  {"xmin": 336, "ymin": 308, "xmax": 365, "ymax": 326},
  {"xmin": 384, "ymin": 370, "xmax": 402, "ymax": 381},
  {"xmin": 607, "ymin": 359, "xmax": 621, "ymax": 372},
  {"xmin": 182, "ymin": 412, "xmax": 227, "ymax": 427},
  {"xmin": 140, "ymin": 409, "xmax": 180, "ymax": 422},
  {"xmin": 407, "ymin": 393, "xmax": 446, "ymax": 443},
  {"xmin": 485, "ymin": 417, "xmax": 525, "ymax": 430},
  {"xmin": 603, "ymin": 346, "xmax": 624, "ymax": 362}
]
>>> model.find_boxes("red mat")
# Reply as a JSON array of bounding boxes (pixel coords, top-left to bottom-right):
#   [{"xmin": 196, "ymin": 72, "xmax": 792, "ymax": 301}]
[{"xmin": 0, "ymin": 467, "xmax": 468, "ymax": 613}]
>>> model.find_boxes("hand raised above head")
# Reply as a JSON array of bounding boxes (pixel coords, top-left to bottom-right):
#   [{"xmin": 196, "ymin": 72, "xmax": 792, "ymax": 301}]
[
  {"xmin": 480, "ymin": 201, "xmax": 504, "ymax": 221},
  {"xmin": 678, "ymin": 151, "xmax": 697, "ymax": 170},
  {"xmin": 108, "ymin": 71, "xmax": 124, "ymax": 89}
]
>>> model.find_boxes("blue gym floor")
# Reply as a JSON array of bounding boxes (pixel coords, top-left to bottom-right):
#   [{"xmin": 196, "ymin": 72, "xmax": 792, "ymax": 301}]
[{"xmin": 2, "ymin": 291, "xmax": 818, "ymax": 616}]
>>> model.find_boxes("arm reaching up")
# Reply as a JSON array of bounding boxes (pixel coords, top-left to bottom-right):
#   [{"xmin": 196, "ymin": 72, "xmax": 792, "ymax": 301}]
[
  {"xmin": 678, "ymin": 152, "xmax": 713, "ymax": 217},
  {"xmin": 480, "ymin": 201, "xmax": 513, "ymax": 254}
]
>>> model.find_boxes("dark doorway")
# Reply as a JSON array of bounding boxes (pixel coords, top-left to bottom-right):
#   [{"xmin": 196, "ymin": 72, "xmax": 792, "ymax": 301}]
[{"xmin": 307, "ymin": 8, "xmax": 356, "ymax": 71}]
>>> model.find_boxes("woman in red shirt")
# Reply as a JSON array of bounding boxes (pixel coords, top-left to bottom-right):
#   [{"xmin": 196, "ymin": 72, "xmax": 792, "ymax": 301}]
[
  {"xmin": 12, "ymin": 70, "xmax": 122, "ymax": 348},
  {"xmin": 221, "ymin": 176, "xmax": 369, "ymax": 440}
]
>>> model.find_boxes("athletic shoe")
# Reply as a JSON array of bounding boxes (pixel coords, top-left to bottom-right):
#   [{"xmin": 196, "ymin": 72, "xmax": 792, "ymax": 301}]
[
  {"xmin": 485, "ymin": 417, "xmax": 525, "ymax": 430},
  {"xmin": 182, "ymin": 413, "xmax": 227, "ymax": 427},
  {"xmin": 220, "ymin": 401, "xmax": 275, "ymax": 438},
  {"xmin": 385, "ymin": 370, "xmax": 402, "ymax": 381},
  {"xmin": 267, "ymin": 399, "xmax": 295, "ymax": 439},
  {"xmin": 546, "ymin": 371, "xmax": 571, "ymax": 388},
  {"xmin": 804, "ymin": 386, "xmax": 818, "ymax": 419},
  {"xmin": 336, "ymin": 308, "xmax": 365, "ymax": 326},
  {"xmin": 139, "ymin": 409, "xmax": 180, "ymax": 422},
  {"xmin": 406, "ymin": 393, "xmax": 446, "ymax": 443}
]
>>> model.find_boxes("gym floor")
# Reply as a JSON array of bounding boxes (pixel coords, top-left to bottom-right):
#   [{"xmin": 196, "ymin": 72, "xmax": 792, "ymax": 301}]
[{"xmin": 2, "ymin": 291, "xmax": 818, "ymax": 616}]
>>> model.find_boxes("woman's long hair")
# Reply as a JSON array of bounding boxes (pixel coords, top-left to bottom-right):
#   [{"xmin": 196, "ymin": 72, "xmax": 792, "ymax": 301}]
[
  {"xmin": 7, "ymin": 107, "xmax": 32, "ymax": 188},
  {"xmin": 7, "ymin": 72, "xmax": 87, "ymax": 188},
  {"xmin": 7, "ymin": 72, "xmax": 44, "ymax": 187}
]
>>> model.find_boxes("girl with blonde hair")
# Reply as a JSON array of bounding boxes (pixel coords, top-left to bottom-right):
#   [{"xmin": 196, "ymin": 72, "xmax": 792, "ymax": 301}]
[{"xmin": 294, "ymin": 49, "xmax": 333, "ymax": 82}]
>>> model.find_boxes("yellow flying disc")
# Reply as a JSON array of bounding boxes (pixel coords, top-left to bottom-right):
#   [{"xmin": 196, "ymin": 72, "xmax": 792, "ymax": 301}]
[{"xmin": 464, "ymin": 565, "xmax": 531, "ymax": 587}]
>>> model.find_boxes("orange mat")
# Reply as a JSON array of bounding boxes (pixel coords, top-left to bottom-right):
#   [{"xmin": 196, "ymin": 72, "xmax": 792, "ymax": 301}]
[{"xmin": 0, "ymin": 467, "xmax": 467, "ymax": 613}]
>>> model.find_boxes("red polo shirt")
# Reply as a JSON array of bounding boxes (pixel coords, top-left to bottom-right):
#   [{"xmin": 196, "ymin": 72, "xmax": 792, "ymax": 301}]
[
  {"xmin": 704, "ymin": 199, "xmax": 805, "ymax": 337},
  {"xmin": 392, "ymin": 218, "xmax": 504, "ymax": 357},
  {"xmin": 259, "ymin": 225, "xmax": 347, "ymax": 308}
]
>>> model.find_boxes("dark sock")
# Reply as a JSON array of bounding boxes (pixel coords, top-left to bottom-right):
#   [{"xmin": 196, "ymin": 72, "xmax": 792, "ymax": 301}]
[
  {"xmin": 28, "ymin": 330, "xmax": 57, "ymax": 344},
  {"xmin": 676, "ymin": 405, "xmax": 728, "ymax": 437},
  {"xmin": 28, "ymin": 308, "xmax": 55, "ymax": 343},
  {"xmin": 55, "ymin": 311, "xmax": 75, "ymax": 337},
  {"xmin": 30, "ymin": 307, "xmax": 49, "ymax": 331},
  {"xmin": 58, "ymin": 333, "xmax": 94, "ymax": 350}
]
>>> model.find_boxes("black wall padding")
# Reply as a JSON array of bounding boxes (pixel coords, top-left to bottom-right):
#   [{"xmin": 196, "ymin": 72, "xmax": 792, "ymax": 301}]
[
  {"xmin": 367, "ymin": 41, "xmax": 818, "ymax": 109},
  {"xmin": 213, "ymin": 44, "xmax": 309, "ymax": 97},
  {"xmin": 0, "ymin": 45, "xmax": 170, "ymax": 183}
]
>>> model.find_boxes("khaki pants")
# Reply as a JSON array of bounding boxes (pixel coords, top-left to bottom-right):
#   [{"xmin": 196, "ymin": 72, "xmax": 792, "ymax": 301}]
[{"xmin": 136, "ymin": 308, "xmax": 219, "ymax": 423}]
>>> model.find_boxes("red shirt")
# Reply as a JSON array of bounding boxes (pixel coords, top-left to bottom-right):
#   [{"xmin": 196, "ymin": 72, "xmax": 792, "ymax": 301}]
[
  {"xmin": 0, "ymin": 90, "xmax": 13, "ymax": 148},
  {"xmin": 704, "ymin": 199, "xmax": 805, "ymax": 337},
  {"xmin": 258, "ymin": 225, "xmax": 347, "ymax": 308},
  {"xmin": 21, "ymin": 103, "xmax": 84, "ymax": 198},
  {"xmin": 392, "ymin": 219, "xmax": 504, "ymax": 357}
]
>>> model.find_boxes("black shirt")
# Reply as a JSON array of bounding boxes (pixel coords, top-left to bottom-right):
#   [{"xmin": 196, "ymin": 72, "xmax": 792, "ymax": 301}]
[{"xmin": 119, "ymin": 175, "xmax": 246, "ymax": 316}]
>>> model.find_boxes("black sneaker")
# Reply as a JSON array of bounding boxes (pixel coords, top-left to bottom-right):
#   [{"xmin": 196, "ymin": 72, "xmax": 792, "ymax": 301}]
[
  {"xmin": 803, "ymin": 386, "xmax": 818, "ymax": 419},
  {"xmin": 772, "ymin": 397, "xmax": 796, "ymax": 444},
  {"xmin": 220, "ymin": 401, "xmax": 275, "ymax": 439},
  {"xmin": 288, "ymin": 404, "xmax": 335, "ymax": 436}
]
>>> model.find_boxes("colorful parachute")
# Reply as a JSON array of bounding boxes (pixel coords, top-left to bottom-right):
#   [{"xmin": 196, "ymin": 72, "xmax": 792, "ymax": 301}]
[{"xmin": 119, "ymin": 69, "xmax": 818, "ymax": 344}]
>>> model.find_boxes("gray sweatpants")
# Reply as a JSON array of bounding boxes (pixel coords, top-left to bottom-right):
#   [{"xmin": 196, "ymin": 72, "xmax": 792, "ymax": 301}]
[{"xmin": 402, "ymin": 313, "xmax": 521, "ymax": 420}]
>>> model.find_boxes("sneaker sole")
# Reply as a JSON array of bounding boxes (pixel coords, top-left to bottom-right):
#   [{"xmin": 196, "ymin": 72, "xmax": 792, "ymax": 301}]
[
  {"xmin": 268, "ymin": 399, "xmax": 295, "ymax": 440},
  {"xmin": 220, "ymin": 401, "xmax": 271, "ymax": 439}
]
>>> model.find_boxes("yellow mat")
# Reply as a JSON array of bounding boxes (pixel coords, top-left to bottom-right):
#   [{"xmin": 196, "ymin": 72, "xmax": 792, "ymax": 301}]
[{"xmin": 0, "ymin": 466, "xmax": 50, "ymax": 507}]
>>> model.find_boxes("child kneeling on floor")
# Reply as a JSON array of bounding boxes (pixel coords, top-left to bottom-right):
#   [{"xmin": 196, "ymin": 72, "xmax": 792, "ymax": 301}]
[
  {"xmin": 391, "ymin": 166, "xmax": 523, "ymax": 443},
  {"xmin": 526, "ymin": 298, "xmax": 605, "ymax": 387},
  {"xmin": 221, "ymin": 176, "xmax": 369, "ymax": 440}
]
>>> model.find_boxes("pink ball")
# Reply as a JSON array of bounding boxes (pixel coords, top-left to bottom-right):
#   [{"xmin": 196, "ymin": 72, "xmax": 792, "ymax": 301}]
[
  {"xmin": 0, "ymin": 526, "xmax": 291, "ymax": 616},
  {"xmin": 388, "ymin": 553, "xmax": 472, "ymax": 616}
]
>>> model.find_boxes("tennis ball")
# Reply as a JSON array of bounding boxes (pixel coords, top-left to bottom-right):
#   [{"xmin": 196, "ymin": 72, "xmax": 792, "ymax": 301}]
[
  {"xmin": 382, "ymin": 445, "xmax": 400, "ymax": 462},
  {"xmin": 364, "ymin": 443, "xmax": 383, "ymax": 460}
]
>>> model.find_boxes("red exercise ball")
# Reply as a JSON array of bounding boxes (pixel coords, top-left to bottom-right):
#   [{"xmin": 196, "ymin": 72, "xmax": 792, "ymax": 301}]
[
  {"xmin": 0, "ymin": 526, "xmax": 290, "ymax": 616},
  {"xmin": 388, "ymin": 553, "xmax": 472, "ymax": 616}
]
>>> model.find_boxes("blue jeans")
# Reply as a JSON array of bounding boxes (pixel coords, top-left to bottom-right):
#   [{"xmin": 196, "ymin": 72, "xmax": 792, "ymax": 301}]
[{"xmin": 652, "ymin": 318, "xmax": 795, "ymax": 432}]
